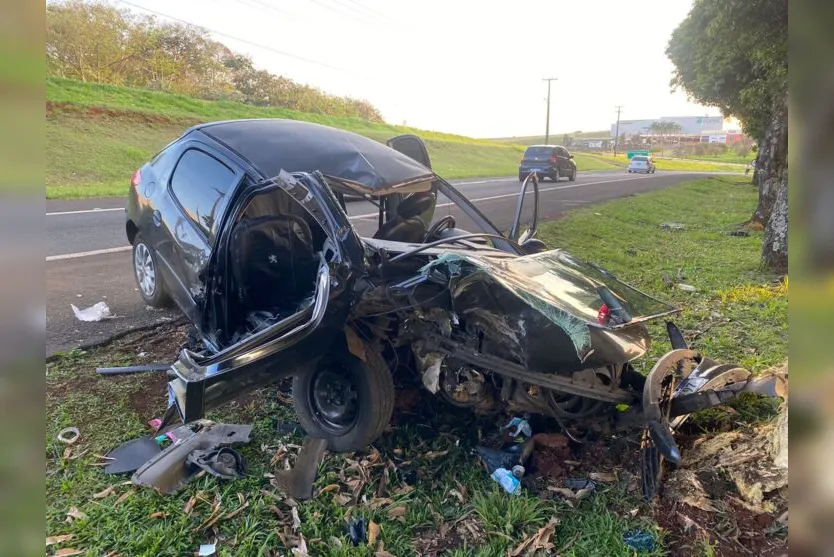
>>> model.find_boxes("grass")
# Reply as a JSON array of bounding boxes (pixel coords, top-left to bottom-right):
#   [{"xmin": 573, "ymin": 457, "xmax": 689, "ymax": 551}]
[
  {"xmin": 671, "ymin": 151, "xmax": 753, "ymax": 165},
  {"xmin": 46, "ymin": 79, "xmax": 626, "ymax": 199},
  {"xmin": 581, "ymin": 152, "xmax": 746, "ymax": 173},
  {"xmin": 45, "ymin": 177, "xmax": 786, "ymax": 556},
  {"xmin": 47, "ymin": 78, "xmax": 534, "ymax": 199}
]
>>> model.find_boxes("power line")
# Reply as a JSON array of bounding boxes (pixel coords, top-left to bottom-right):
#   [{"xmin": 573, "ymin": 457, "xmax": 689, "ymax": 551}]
[
  {"xmin": 235, "ymin": 0, "xmax": 301, "ymax": 20},
  {"xmin": 307, "ymin": 0, "xmax": 380, "ymax": 27},
  {"xmin": 342, "ymin": 0, "xmax": 386, "ymax": 20},
  {"xmin": 115, "ymin": 0, "xmax": 359, "ymax": 75}
]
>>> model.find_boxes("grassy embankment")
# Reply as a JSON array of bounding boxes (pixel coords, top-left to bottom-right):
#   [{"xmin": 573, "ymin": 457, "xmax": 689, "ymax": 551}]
[{"xmin": 47, "ymin": 78, "xmax": 617, "ymax": 199}]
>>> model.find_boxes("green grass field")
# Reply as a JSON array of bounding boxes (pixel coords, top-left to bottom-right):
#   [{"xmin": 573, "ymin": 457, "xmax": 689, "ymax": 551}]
[
  {"xmin": 581, "ymin": 152, "xmax": 746, "ymax": 173},
  {"xmin": 671, "ymin": 151, "xmax": 753, "ymax": 165},
  {"xmin": 46, "ymin": 177, "xmax": 786, "ymax": 556},
  {"xmin": 46, "ymin": 79, "xmax": 628, "ymax": 199}
]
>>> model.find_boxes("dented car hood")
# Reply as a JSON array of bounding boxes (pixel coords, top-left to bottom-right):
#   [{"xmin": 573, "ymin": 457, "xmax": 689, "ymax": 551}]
[{"xmin": 421, "ymin": 248, "xmax": 678, "ymax": 329}]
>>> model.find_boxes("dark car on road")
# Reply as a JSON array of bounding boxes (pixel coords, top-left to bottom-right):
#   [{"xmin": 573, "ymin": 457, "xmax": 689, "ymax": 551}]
[
  {"xmin": 124, "ymin": 119, "xmax": 773, "ymax": 500},
  {"xmin": 518, "ymin": 144, "xmax": 577, "ymax": 182}
]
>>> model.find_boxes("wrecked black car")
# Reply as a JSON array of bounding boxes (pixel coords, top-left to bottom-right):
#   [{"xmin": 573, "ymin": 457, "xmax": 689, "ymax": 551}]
[{"xmin": 126, "ymin": 119, "xmax": 777, "ymax": 497}]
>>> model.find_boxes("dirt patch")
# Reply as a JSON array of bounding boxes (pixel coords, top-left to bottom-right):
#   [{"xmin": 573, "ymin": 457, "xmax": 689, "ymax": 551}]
[
  {"xmin": 412, "ymin": 517, "xmax": 482, "ymax": 556},
  {"xmin": 529, "ymin": 433, "xmax": 573, "ymax": 480},
  {"xmin": 653, "ymin": 397, "xmax": 788, "ymax": 556},
  {"xmin": 124, "ymin": 370, "xmax": 170, "ymax": 419},
  {"xmin": 47, "ymin": 322, "xmax": 189, "ymax": 415},
  {"xmin": 47, "ymin": 101, "xmax": 197, "ymax": 127},
  {"xmin": 653, "ymin": 498, "xmax": 787, "ymax": 557}
]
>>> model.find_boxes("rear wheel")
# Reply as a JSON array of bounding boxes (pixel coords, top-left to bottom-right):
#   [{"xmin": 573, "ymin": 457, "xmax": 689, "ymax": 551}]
[
  {"xmin": 132, "ymin": 233, "xmax": 171, "ymax": 307},
  {"xmin": 552, "ymin": 169, "xmax": 560, "ymax": 182},
  {"xmin": 292, "ymin": 348, "xmax": 394, "ymax": 452}
]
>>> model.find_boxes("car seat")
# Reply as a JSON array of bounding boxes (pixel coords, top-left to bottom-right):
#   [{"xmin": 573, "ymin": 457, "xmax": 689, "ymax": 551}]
[{"xmin": 372, "ymin": 192, "xmax": 435, "ymax": 243}]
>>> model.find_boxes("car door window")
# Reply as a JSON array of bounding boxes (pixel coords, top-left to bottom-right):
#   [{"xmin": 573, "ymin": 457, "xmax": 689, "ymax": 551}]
[{"xmin": 170, "ymin": 149, "xmax": 237, "ymax": 237}]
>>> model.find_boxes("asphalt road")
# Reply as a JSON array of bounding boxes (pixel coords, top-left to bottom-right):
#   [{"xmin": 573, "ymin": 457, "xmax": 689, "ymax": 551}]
[{"xmin": 46, "ymin": 170, "xmax": 723, "ymax": 356}]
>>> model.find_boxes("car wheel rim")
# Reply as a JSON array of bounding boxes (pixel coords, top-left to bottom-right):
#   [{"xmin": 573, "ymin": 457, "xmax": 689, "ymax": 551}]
[
  {"xmin": 134, "ymin": 243, "xmax": 156, "ymax": 297},
  {"xmin": 310, "ymin": 367, "xmax": 359, "ymax": 434}
]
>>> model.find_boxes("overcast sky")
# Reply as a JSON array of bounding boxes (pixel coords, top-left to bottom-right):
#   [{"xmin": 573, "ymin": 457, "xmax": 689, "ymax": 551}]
[{"xmin": 109, "ymin": 0, "xmax": 724, "ymax": 138}]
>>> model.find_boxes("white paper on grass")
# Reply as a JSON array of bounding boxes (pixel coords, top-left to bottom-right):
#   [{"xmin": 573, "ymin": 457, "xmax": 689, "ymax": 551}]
[{"xmin": 70, "ymin": 301, "xmax": 115, "ymax": 322}]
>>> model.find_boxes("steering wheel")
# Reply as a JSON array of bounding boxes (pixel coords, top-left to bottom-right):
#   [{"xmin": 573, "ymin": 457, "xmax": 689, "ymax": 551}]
[{"xmin": 424, "ymin": 215, "xmax": 456, "ymax": 242}]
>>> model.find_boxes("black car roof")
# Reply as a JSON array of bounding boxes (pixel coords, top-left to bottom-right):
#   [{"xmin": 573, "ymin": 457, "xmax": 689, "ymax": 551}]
[{"xmin": 191, "ymin": 119, "xmax": 435, "ymax": 194}]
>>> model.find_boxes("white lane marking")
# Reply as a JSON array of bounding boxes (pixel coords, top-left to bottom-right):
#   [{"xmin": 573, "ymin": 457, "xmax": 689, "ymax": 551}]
[
  {"xmin": 46, "ymin": 245, "xmax": 133, "ymax": 262},
  {"xmin": 44, "ymin": 178, "xmax": 512, "ymax": 216},
  {"xmin": 46, "ymin": 207, "xmax": 124, "ymax": 216},
  {"xmin": 347, "ymin": 175, "xmax": 648, "ymax": 221},
  {"xmin": 46, "ymin": 174, "xmax": 651, "ymax": 261}
]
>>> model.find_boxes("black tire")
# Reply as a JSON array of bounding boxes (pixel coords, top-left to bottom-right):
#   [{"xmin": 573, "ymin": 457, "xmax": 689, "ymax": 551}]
[
  {"xmin": 132, "ymin": 233, "xmax": 171, "ymax": 307},
  {"xmin": 552, "ymin": 169, "xmax": 560, "ymax": 182},
  {"xmin": 518, "ymin": 173, "xmax": 525, "ymax": 182},
  {"xmin": 293, "ymin": 347, "xmax": 394, "ymax": 452},
  {"xmin": 569, "ymin": 168, "xmax": 577, "ymax": 181}
]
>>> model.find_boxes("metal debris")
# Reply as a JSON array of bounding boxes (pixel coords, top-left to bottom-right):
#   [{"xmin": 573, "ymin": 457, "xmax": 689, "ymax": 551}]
[{"xmin": 269, "ymin": 436, "xmax": 328, "ymax": 500}]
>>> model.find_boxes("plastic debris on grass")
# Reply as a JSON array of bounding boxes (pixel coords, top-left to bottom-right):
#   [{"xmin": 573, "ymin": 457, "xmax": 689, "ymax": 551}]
[{"xmin": 490, "ymin": 467, "xmax": 521, "ymax": 494}]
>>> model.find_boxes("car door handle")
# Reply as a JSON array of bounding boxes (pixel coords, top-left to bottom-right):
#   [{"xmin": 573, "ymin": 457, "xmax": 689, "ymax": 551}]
[{"xmin": 152, "ymin": 210, "xmax": 162, "ymax": 227}]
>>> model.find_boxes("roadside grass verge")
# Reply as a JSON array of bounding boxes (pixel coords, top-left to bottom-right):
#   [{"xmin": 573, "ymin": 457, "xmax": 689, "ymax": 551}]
[
  {"xmin": 45, "ymin": 111, "xmax": 526, "ymax": 198},
  {"xmin": 46, "ymin": 177, "xmax": 786, "ymax": 556},
  {"xmin": 582, "ymin": 152, "xmax": 745, "ymax": 173},
  {"xmin": 672, "ymin": 152, "xmax": 752, "ymax": 165},
  {"xmin": 47, "ymin": 78, "xmax": 534, "ymax": 199},
  {"xmin": 46, "ymin": 79, "xmax": 620, "ymax": 199}
]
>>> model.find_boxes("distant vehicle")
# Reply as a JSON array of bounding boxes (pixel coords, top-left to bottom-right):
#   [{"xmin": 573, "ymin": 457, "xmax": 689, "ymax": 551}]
[
  {"xmin": 518, "ymin": 144, "xmax": 577, "ymax": 182},
  {"xmin": 628, "ymin": 155, "xmax": 656, "ymax": 174}
]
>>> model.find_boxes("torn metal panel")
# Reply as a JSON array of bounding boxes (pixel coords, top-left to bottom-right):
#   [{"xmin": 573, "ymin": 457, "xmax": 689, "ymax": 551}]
[{"xmin": 132, "ymin": 421, "xmax": 253, "ymax": 494}]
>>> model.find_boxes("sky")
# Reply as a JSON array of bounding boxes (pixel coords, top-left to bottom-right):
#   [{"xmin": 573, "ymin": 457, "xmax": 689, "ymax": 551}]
[{"xmin": 108, "ymin": 0, "xmax": 725, "ymax": 138}]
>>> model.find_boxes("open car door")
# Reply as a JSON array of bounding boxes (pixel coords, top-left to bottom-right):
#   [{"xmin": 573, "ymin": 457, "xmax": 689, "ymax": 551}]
[
  {"xmin": 384, "ymin": 135, "xmax": 437, "ymax": 226},
  {"xmin": 166, "ymin": 170, "xmax": 364, "ymax": 424},
  {"xmin": 387, "ymin": 134, "xmax": 433, "ymax": 169}
]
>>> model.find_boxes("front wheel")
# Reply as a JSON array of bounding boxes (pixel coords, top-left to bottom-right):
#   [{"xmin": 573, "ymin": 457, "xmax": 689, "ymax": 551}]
[
  {"xmin": 292, "ymin": 348, "xmax": 394, "ymax": 452},
  {"xmin": 132, "ymin": 233, "xmax": 171, "ymax": 307},
  {"xmin": 569, "ymin": 169, "xmax": 577, "ymax": 181}
]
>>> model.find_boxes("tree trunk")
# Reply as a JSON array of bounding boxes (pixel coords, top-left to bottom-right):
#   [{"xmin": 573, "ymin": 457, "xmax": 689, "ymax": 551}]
[
  {"xmin": 762, "ymin": 171, "xmax": 788, "ymax": 272},
  {"xmin": 751, "ymin": 94, "xmax": 789, "ymax": 226}
]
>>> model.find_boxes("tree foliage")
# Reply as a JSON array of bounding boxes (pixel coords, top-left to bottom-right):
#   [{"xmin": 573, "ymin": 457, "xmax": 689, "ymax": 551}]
[
  {"xmin": 46, "ymin": 0, "xmax": 383, "ymax": 121},
  {"xmin": 665, "ymin": 0, "xmax": 787, "ymax": 141}
]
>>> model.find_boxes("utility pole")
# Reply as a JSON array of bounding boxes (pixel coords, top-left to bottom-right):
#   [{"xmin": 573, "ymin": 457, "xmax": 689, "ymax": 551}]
[
  {"xmin": 613, "ymin": 105, "xmax": 623, "ymax": 157},
  {"xmin": 543, "ymin": 77, "xmax": 558, "ymax": 144}
]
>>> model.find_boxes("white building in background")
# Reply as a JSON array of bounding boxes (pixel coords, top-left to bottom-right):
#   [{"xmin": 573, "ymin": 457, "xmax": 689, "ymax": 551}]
[{"xmin": 610, "ymin": 115, "xmax": 726, "ymax": 138}]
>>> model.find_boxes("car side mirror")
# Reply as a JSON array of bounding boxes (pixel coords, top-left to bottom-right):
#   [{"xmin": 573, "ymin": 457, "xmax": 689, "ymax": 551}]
[{"xmin": 569, "ymin": 154, "xmax": 574, "ymax": 159}]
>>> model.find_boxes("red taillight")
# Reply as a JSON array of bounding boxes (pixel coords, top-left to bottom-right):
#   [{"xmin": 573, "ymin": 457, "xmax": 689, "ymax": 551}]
[
  {"xmin": 597, "ymin": 304, "xmax": 611, "ymax": 324},
  {"xmin": 130, "ymin": 168, "xmax": 142, "ymax": 187},
  {"xmin": 549, "ymin": 156, "xmax": 557, "ymax": 163}
]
